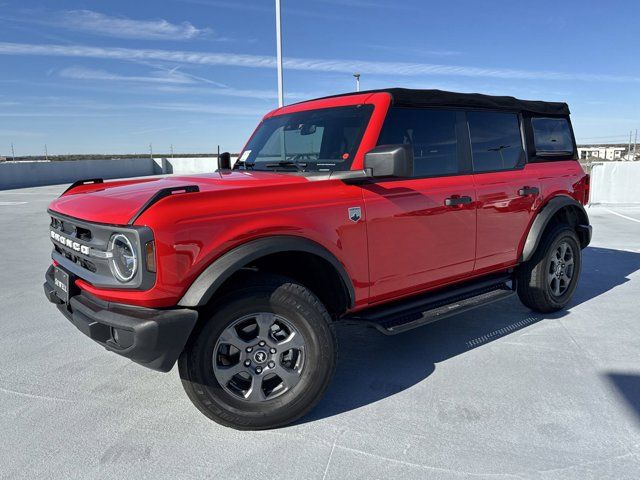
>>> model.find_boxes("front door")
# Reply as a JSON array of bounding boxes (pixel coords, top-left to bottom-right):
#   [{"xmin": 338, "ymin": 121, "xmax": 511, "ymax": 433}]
[{"xmin": 362, "ymin": 107, "xmax": 477, "ymax": 303}]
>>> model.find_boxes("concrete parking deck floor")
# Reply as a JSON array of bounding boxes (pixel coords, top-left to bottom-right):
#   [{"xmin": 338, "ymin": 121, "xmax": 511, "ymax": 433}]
[{"xmin": 1, "ymin": 184, "xmax": 639, "ymax": 479}]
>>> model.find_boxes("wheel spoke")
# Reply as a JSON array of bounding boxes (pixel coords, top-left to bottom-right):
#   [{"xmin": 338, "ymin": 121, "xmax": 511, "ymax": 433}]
[
  {"xmin": 215, "ymin": 362, "xmax": 244, "ymax": 385},
  {"xmin": 255, "ymin": 313, "xmax": 275, "ymax": 339},
  {"xmin": 218, "ymin": 328, "xmax": 251, "ymax": 350},
  {"xmin": 277, "ymin": 331, "xmax": 305, "ymax": 351},
  {"xmin": 246, "ymin": 376, "xmax": 266, "ymax": 402},
  {"xmin": 273, "ymin": 365, "xmax": 301, "ymax": 389},
  {"xmin": 566, "ymin": 264, "xmax": 575, "ymax": 277}
]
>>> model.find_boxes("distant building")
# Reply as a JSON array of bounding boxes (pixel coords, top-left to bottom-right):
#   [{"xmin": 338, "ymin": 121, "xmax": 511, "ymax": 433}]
[
  {"xmin": 578, "ymin": 146, "xmax": 626, "ymax": 161},
  {"xmin": 0, "ymin": 156, "xmax": 6, "ymax": 162}
]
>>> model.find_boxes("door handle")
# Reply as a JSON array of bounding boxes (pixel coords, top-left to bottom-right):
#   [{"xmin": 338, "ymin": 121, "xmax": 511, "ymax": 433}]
[
  {"xmin": 518, "ymin": 187, "xmax": 540, "ymax": 196},
  {"xmin": 445, "ymin": 195, "xmax": 473, "ymax": 207}
]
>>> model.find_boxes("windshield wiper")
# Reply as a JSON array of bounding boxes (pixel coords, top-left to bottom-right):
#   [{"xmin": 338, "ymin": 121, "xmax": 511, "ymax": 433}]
[{"xmin": 264, "ymin": 160, "xmax": 307, "ymax": 171}]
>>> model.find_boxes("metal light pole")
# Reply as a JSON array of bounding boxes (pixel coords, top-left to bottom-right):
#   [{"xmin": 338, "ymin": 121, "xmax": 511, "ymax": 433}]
[
  {"xmin": 11, "ymin": 142, "xmax": 15, "ymax": 161},
  {"xmin": 275, "ymin": 0, "xmax": 284, "ymax": 107},
  {"xmin": 353, "ymin": 73, "xmax": 361, "ymax": 92}
]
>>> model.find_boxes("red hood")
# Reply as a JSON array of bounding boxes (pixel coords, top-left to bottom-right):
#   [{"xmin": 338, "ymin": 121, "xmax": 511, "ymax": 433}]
[{"xmin": 48, "ymin": 171, "xmax": 311, "ymax": 225}]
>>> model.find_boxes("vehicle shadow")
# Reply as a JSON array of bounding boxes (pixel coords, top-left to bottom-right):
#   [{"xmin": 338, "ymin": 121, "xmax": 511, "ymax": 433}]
[
  {"xmin": 301, "ymin": 246, "xmax": 640, "ymax": 423},
  {"xmin": 604, "ymin": 373, "xmax": 640, "ymax": 426}
]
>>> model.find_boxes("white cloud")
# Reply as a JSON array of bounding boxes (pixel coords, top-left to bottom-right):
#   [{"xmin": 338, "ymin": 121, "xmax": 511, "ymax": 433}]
[
  {"xmin": 368, "ymin": 44, "xmax": 461, "ymax": 57},
  {"xmin": 59, "ymin": 66, "xmax": 198, "ymax": 85},
  {"xmin": 0, "ymin": 129, "xmax": 44, "ymax": 137},
  {"xmin": 0, "ymin": 96, "xmax": 261, "ymax": 117},
  {"xmin": 153, "ymin": 85, "xmax": 316, "ymax": 101},
  {"xmin": 1, "ymin": 42, "xmax": 639, "ymax": 83},
  {"xmin": 57, "ymin": 65, "xmax": 298, "ymax": 99},
  {"xmin": 144, "ymin": 102, "xmax": 259, "ymax": 116},
  {"xmin": 56, "ymin": 10, "xmax": 211, "ymax": 40}
]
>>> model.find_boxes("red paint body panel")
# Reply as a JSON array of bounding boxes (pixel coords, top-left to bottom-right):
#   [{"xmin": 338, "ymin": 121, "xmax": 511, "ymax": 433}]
[
  {"xmin": 47, "ymin": 92, "xmax": 588, "ymax": 311},
  {"xmin": 363, "ymin": 174, "xmax": 476, "ymax": 303},
  {"xmin": 473, "ymin": 167, "xmax": 541, "ymax": 271}
]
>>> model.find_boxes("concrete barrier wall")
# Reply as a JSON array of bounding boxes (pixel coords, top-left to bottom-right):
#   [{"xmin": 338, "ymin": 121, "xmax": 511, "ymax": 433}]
[
  {"xmin": 0, "ymin": 158, "xmax": 155, "ymax": 190},
  {"xmin": 153, "ymin": 156, "xmax": 238, "ymax": 174},
  {"xmin": 0, "ymin": 156, "xmax": 239, "ymax": 190},
  {"xmin": 589, "ymin": 162, "xmax": 640, "ymax": 204}
]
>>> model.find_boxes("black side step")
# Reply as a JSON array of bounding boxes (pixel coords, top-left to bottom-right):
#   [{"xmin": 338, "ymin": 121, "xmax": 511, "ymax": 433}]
[{"xmin": 345, "ymin": 273, "xmax": 516, "ymax": 335}]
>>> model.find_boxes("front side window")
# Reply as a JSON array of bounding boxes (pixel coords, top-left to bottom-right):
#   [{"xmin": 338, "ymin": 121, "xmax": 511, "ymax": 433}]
[
  {"xmin": 377, "ymin": 107, "xmax": 458, "ymax": 177},
  {"xmin": 237, "ymin": 105, "xmax": 373, "ymax": 172},
  {"xmin": 467, "ymin": 111, "xmax": 523, "ymax": 172},
  {"xmin": 531, "ymin": 117, "xmax": 574, "ymax": 155}
]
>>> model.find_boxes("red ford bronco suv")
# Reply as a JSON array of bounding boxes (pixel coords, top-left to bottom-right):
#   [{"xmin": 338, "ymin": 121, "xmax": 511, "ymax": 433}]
[{"xmin": 44, "ymin": 89, "xmax": 591, "ymax": 429}]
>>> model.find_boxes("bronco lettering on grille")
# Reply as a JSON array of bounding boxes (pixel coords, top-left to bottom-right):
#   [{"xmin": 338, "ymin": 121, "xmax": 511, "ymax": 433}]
[{"xmin": 50, "ymin": 231, "xmax": 90, "ymax": 255}]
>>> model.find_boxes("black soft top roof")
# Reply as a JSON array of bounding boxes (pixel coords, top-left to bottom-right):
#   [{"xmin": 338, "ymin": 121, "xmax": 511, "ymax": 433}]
[{"xmin": 311, "ymin": 88, "xmax": 570, "ymax": 116}]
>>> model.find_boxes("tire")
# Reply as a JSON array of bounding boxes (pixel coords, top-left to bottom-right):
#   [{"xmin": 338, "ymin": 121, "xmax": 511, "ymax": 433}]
[
  {"xmin": 178, "ymin": 274, "xmax": 336, "ymax": 430},
  {"xmin": 517, "ymin": 224, "xmax": 582, "ymax": 313}
]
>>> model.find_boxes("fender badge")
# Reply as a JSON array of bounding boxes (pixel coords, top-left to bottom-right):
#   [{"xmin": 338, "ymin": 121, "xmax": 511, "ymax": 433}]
[{"xmin": 348, "ymin": 207, "xmax": 362, "ymax": 223}]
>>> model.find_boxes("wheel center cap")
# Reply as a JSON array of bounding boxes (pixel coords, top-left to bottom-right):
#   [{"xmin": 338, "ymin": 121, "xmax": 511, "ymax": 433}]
[
  {"xmin": 555, "ymin": 264, "xmax": 563, "ymax": 275},
  {"xmin": 253, "ymin": 350, "xmax": 268, "ymax": 364}
]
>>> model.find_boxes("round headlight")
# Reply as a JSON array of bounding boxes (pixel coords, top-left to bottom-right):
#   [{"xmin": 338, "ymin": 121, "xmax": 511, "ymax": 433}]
[{"xmin": 108, "ymin": 234, "xmax": 137, "ymax": 282}]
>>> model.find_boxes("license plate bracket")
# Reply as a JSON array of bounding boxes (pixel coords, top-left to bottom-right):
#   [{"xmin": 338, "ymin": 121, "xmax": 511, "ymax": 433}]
[{"xmin": 53, "ymin": 266, "xmax": 71, "ymax": 303}]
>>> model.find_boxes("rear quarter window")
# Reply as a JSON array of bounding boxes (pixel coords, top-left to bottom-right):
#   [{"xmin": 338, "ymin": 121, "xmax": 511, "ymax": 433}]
[
  {"xmin": 531, "ymin": 117, "xmax": 574, "ymax": 156},
  {"xmin": 467, "ymin": 111, "xmax": 524, "ymax": 172}
]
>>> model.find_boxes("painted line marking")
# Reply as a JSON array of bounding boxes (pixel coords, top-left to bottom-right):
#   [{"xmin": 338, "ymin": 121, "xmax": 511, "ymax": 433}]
[
  {"xmin": 0, "ymin": 201, "xmax": 27, "ymax": 206},
  {"xmin": 603, "ymin": 207, "xmax": 640, "ymax": 224}
]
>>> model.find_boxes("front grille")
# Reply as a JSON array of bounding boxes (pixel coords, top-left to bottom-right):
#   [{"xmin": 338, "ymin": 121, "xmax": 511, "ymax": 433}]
[
  {"xmin": 50, "ymin": 216, "xmax": 97, "ymax": 273},
  {"xmin": 76, "ymin": 226, "xmax": 92, "ymax": 241},
  {"xmin": 54, "ymin": 245, "xmax": 97, "ymax": 272}
]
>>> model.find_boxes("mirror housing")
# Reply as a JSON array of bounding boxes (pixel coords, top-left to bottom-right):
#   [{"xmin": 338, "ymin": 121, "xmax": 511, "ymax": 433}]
[
  {"xmin": 300, "ymin": 124, "xmax": 317, "ymax": 135},
  {"xmin": 364, "ymin": 144, "xmax": 414, "ymax": 178},
  {"xmin": 218, "ymin": 151, "xmax": 232, "ymax": 170}
]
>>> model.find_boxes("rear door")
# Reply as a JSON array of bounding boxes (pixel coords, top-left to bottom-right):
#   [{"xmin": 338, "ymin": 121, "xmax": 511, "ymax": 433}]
[
  {"xmin": 362, "ymin": 107, "xmax": 477, "ymax": 303},
  {"xmin": 468, "ymin": 111, "xmax": 541, "ymax": 272}
]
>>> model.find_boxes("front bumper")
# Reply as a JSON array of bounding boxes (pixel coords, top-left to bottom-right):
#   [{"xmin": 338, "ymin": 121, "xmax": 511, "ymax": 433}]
[{"xmin": 44, "ymin": 265, "xmax": 198, "ymax": 372}]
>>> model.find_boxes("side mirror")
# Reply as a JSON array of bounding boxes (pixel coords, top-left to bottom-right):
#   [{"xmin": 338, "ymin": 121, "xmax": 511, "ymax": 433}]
[
  {"xmin": 218, "ymin": 151, "xmax": 232, "ymax": 170},
  {"xmin": 364, "ymin": 144, "xmax": 414, "ymax": 178}
]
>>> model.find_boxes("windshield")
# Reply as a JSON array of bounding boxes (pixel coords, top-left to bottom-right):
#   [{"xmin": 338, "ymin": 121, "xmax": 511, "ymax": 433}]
[{"xmin": 236, "ymin": 105, "xmax": 374, "ymax": 172}]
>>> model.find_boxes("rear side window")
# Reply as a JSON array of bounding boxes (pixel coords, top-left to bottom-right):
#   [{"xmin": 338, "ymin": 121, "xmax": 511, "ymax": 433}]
[
  {"xmin": 467, "ymin": 111, "xmax": 523, "ymax": 172},
  {"xmin": 531, "ymin": 117, "xmax": 574, "ymax": 155},
  {"xmin": 377, "ymin": 108, "xmax": 458, "ymax": 177}
]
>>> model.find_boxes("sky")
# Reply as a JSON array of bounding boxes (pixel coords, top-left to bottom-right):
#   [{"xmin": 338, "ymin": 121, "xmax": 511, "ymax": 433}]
[{"xmin": 1, "ymin": 0, "xmax": 639, "ymax": 157}]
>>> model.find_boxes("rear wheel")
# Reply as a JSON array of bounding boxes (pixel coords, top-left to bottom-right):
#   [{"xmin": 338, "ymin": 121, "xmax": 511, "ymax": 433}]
[
  {"xmin": 178, "ymin": 274, "xmax": 336, "ymax": 430},
  {"xmin": 517, "ymin": 225, "xmax": 582, "ymax": 313}
]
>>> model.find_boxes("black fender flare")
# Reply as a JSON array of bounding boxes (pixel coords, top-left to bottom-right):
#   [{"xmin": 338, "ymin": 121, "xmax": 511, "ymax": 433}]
[
  {"xmin": 178, "ymin": 235, "xmax": 355, "ymax": 308},
  {"xmin": 521, "ymin": 195, "xmax": 592, "ymax": 262}
]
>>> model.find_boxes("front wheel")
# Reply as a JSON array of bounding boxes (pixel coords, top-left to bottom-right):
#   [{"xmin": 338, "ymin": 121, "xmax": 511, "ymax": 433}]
[
  {"xmin": 517, "ymin": 224, "xmax": 582, "ymax": 313},
  {"xmin": 178, "ymin": 274, "xmax": 336, "ymax": 430}
]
